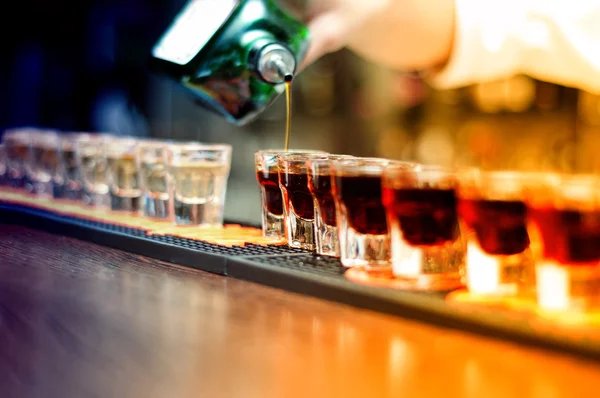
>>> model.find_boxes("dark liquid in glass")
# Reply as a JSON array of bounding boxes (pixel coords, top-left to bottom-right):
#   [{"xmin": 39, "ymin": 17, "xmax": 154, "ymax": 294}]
[
  {"xmin": 459, "ymin": 199, "xmax": 530, "ymax": 255},
  {"xmin": 256, "ymin": 170, "xmax": 283, "ymax": 216},
  {"xmin": 529, "ymin": 207, "xmax": 600, "ymax": 265},
  {"xmin": 308, "ymin": 172, "xmax": 336, "ymax": 226},
  {"xmin": 334, "ymin": 175, "xmax": 387, "ymax": 235},
  {"xmin": 280, "ymin": 172, "xmax": 314, "ymax": 219},
  {"xmin": 383, "ymin": 187, "xmax": 459, "ymax": 246}
]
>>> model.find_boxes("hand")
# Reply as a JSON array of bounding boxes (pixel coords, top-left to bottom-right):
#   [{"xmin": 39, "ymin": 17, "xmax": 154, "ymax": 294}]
[{"xmin": 280, "ymin": 0, "xmax": 455, "ymax": 72}]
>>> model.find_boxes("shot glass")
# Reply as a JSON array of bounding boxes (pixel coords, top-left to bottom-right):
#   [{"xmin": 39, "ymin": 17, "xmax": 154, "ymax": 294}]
[
  {"xmin": 277, "ymin": 152, "xmax": 329, "ymax": 249},
  {"xmin": 307, "ymin": 154, "xmax": 353, "ymax": 256},
  {"xmin": 255, "ymin": 149, "xmax": 326, "ymax": 240},
  {"xmin": 0, "ymin": 144, "xmax": 6, "ymax": 186},
  {"xmin": 57, "ymin": 133, "xmax": 84, "ymax": 200},
  {"xmin": 167, "ymin": 143, "xmax": 232, "ymax": 226},
  {"xmin": 138, "ymin": 141, "xmax": 169, "ymax": 219},
  {"xmin": 76, "ymin": 134, "xmax": 110, "ymax": 207},
  {"xmin": 28, "ymin": 130, "xmax": 60, "ymax": 197},
  {"xmin": 527, "ymin": 174, "xmax": 600, "ymax": 311},
  {"xmin": 382, "ymin": 165, "xmax": 465, "ymax": 287},
  {"xmin": 457, "ymin": 171, "xmax": 534, "ymax": 296},
  {"xmin": 331, "ymin": 158, "xmax": 404, "ymax": 268},
  {"xmin": 3, "ymin": 128, "xmax": 32, "ymax": 189},
  {"xmin": 106, "ymin": 137, "xmax": 143, "ymax": 212}
]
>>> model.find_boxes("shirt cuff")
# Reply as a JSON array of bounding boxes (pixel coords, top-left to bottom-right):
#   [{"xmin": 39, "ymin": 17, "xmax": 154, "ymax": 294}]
[{"xmin": 429, "ymin": 0, "xmax": 530, "ymax": 89}]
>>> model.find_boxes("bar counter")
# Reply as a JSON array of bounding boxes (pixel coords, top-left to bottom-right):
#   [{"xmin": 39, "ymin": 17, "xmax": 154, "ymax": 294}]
[{"xmin": 1, "ymin": 225, "xmax": 599, "ymax": 398}]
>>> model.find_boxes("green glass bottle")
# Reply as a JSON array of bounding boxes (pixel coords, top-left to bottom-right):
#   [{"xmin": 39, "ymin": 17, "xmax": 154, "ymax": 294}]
[{"xmin": 150, "ymin": 0, "xmax": 310, "ymax": 126}]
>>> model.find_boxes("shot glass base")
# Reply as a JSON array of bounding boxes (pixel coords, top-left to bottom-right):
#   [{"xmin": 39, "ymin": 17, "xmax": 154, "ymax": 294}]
[
  {"xmin": 61, "ymin": 188, "xmax": 82, "ymax": 201},
  {"xmin": 340, "ymin": 228, "xmax": 390, "ymax": 269},
  {"xmin": 536, "ymin": 262, "xmax": 600, "ymax": 312},
  {"xmin": 52, "ymin": 183, "xmax": 64, "ymax": 199},
  {"xmin": 111, "ymin": 194, "xmax": 142, "ymax": 213},
  {"xmin": 314, "ymin": 219, "xmax": 339, "ymax": 257},
  {"xmin": 285, "ymin": 212, "xmax": 315, "ymax": 251},
  {"xmin": 144, "ymin": 197, "xmax": 170, "ymax": 219},
  {"xmin": 82, "ymin": 191, "xmax": 110, "ymax": 208},
  {"xmin": 261, "ymin": 210, "xmax": 284, "ymax": 240},
  {"xmin": 174, "ymin": 199, "xmax": 223, "ymax": 227},
  {"xmin": 466, "ymin": 242, "xmax": 533, "ymax": 297},
  {"xmin": 30, "ymin": 180, "xmax": 53, "ymax": 198},
  {"xmin": 346, "ymin": 267, "xmax": 462, "ymax": 292},
  {"xmin": 391, "ymin": 238, "xmax": 465, "ymax": 284}
]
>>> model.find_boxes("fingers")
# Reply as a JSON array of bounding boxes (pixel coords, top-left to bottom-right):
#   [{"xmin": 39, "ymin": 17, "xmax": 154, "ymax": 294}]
[{"xmin": 298, "ymin": 11, "xmax": 347, "ymax": 71}]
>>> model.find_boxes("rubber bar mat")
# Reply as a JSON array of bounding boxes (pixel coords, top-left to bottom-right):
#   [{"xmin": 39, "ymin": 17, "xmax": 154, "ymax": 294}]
[{"xmin": 2, "ymin": 201, "xmax": 600, "ymax": 363}]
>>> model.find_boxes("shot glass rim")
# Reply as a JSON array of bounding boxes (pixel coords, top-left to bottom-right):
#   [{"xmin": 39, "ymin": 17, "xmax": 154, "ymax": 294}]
[
  {"xmin": 31, "ymin": 131, "xmax": 60, "ymax": 147},
  {"xmin": 75, "ymin": 133, "xmax": 110, "ymax": 144},
  {"xmin": 3, "ymin": 128, "xmax": 34, "ymax": 143},
  {"xmin": 332, "ymin": 157, "xmax": 415, "ymax": 176},
  {"xmin": 167, "ymin": 142, "xmax": 232, "ymax": 153},
  {"xmin": 276, "ymin": 152, "xmax": 329, "ymax": 163},
  {"xmin": 306, "ymin": 154, "xmax": 353, "ymax": 164},
  {"xmin": 383, "ymin": 163, "xmax": 459, "ymax": 189}
]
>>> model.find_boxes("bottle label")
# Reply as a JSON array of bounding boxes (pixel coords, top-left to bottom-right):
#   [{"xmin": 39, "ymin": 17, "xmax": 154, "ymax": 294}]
[{"xmin": 152, "ymin": 0, "xmax": 239, "ymax": 65}]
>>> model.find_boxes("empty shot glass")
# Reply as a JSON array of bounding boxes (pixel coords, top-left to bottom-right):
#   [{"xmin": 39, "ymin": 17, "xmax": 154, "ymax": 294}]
[
  {"xmin": 382, "ymin": 165, "xmax": 465, "ymax": 288},
  {"xmin": 307, "ymin": 154, "xmax": 353, "ymax": 256},
  {"xmin": 0, "ymin": 144, "xmax": 6, "ymax": 186},
  {"xmin": 106, "ymin": 137, "xmax": 143, "ymax": 212},
  {"xmin": 331, "ymin": 158, "xmax": 401, "ymax": 268},
  {"xmin": 167, "ymin": 143, "xmax": 232, "ymax": 226},
  {"xmin": 458, "ymin": 171, "xmax": 534, "ymax": 296},
  {"xmin": 255, "ymin": 149, "xmax": 327, "ymax": 240},
  {"xmin": 3, "ymin": 128, "xmax": 32, "ymax": 189},
  {"xmin": 57, "ymin": 133, "xmax": 84, "ymax": 200},
  {"xmin": 138, "ymin": 141, "xmax": 169, "ymax": 219},
  {"xmin": 527, "ymin": 174, "xmax": 600, "ymax": 312},
  {"xmin": 28, "ymin": 130, "xmax": 60, "ymax": 197},
  {"xmin": 77, "ymin": 134, "xmax": 110, "ymax": 207}
]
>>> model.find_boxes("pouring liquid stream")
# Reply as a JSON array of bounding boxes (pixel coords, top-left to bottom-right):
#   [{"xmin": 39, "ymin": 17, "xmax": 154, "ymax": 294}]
[{"xmin": 284, "ymin": 75, "xmax": 293, "ymax": 152}]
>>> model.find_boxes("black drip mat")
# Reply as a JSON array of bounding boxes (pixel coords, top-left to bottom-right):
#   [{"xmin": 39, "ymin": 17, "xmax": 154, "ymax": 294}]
[{"xmin": 2, "ymin": 201, "xmax": 600, "ymax": 363}]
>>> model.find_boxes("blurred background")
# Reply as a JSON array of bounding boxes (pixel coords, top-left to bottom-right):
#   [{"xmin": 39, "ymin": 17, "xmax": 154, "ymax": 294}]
[{"xmin": 2, "ymin": 0, "xmax": 600, "ymax": 225}]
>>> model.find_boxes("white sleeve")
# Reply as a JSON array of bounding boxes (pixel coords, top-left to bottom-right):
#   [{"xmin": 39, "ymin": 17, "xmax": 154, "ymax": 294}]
[{"xmin": 431, "ymin": 0, "xmax": 600, "ymax": 94}]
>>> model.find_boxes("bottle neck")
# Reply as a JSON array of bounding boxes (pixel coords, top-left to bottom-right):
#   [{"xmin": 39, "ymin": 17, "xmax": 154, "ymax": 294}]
[{"xmin": 255, "ymin": 43, "xmax": 296, "ymax": 84}]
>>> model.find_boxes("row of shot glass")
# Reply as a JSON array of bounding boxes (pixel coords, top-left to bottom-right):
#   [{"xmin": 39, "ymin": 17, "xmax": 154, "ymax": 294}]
[
  {"xmin": 0, "ymin": 128, "xmax": 232, "ymax": 226},
  {"xmin": 256, "ymin": 150, "xmax": 600, "ymax": 312}
]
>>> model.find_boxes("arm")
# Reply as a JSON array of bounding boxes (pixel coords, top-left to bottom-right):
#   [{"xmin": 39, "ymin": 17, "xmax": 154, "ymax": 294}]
[
  {"xmin": 432, "ymin": 0, "xmax": 600, "ymax": 94},
  {"xmin": 300, "ymin": 0, "xmax": 600, "ymax": 94}
]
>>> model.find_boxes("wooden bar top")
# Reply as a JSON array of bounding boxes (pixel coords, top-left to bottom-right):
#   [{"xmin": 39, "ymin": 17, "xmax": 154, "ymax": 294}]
[{"xmin": 1, "ymin": 225, "xmax": 599, "ymax": 398}]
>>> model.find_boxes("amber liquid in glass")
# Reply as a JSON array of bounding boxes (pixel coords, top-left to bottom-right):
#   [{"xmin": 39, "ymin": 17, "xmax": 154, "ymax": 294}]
[
  {"xmin": 280, "ymin": 172, "xmax": 314, "ymax": 219},
  {"xmin": 334, "ymin": 175, "xmax": 387, "ymax": 235},
  {"xmin": 256, "ymin": 170, "xmax": 284, "ymax": 216},
  {"xmin": 383, "ymin": 187, "xmax": 459, "ymax": 246},
  {"xmin": 459, "ymin": 199, "xmax": 530, "ymax": 255}
]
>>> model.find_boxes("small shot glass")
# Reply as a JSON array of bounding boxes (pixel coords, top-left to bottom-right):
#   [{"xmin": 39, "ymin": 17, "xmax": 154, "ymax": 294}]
[
  {"xmin": 167, "ymin": 143, "xmax": 232, "ymax": 226},
  {"xmin": 255, "ymin": 149, "xmax": 326, "ymax": 240},
  {"xmin": 76, "ymin": 134, "xmax": 111, "ymax": 207},
  {"xmin": 307, "ymin": 154, "xmax": 353, "ymax": 256},
  {"xmin": 3, "ymin": 128, "xmax": 32, "ymax": 189},
  {"xmin": 527, "ymin": 174, "xmax": 600, "ymax": 312},
  {"xmin": 0, "ymin": 144, "xmax": 7, "ymax": 186},
  {"xmin": 277, "ymin": 152, "xmax": 329, "ymax": 249},
  {"xmin": 28, "ymin": 130, "xmax": 60, "ymax": 197},
  {"xmin": 57, "ymin": 133, "xmax": 84, "ymax": 200},
  {"xmin": 106, "ymin": 137, "xmax": 143, "ymax": 212},
  {"xmin": 331, "ymin": 158, "xmax": 407, "ymax": 269},
  {"xmin": 138, "ymin": 141, "xmax": 170, "ymax": 219},
  {"xmin": 382, "ymin": 164, "xmax": 465, "ymax": 287},
  {"xmin": 458, "ymin": 170, "xmax": 534, "ymax": 296}
]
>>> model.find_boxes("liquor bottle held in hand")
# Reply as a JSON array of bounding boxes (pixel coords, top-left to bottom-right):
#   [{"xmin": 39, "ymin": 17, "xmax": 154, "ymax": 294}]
[{"xmin": 150, "ymin": 0, "xmax": 309, "ymax": 125}]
